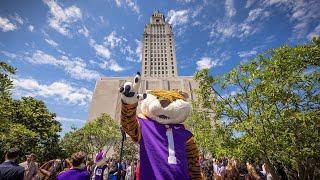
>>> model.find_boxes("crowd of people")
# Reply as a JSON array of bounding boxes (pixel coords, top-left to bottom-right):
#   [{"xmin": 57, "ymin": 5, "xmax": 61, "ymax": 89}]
[
  {"xmin": 0, "ymin": 148, "xmax": 139, "ymax": 180},
  {"xmin": 1, "ymin": 147, "xmax": 275, "ymax": 180},
  {"xmin": 200, "ymin": 156, "xmax": 273, "ymax": 180}
]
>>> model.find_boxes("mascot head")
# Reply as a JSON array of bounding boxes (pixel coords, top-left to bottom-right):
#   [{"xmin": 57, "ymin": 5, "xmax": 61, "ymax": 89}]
[{"xmin": 140, "ymin": 90, "xmax": 191, "ymax": 124}]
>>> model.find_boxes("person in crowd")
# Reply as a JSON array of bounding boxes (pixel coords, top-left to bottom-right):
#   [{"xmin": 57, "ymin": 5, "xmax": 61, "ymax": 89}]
[
  {"xmin": 107, "ymin": 161, "xmax": 118, "ymax": 180},
  {"xmin": 237, "ymin": 161, "xmax": 248, "ymax": 180},
  {"xmin": 19, "ymin": 153, "xmax": 39, "ymax": 180},
  {"xmin": 212, "ymin": 158, "xmax": 219, "ymax": 175},
  {"xmin": 125, "ymin": 162, "xmax": 133, "ymax": 180},
  {"xmin": 85, "ymin": 160, "xmax": 94, "ymax": 177},
  {"xmin": 135, "ymin": 160, "xmax": 140, "ymax": 180},
  {"xmin": 261, "ymin": 163, "xmax": 273, "ymax": 180},
  {"xmin": 224, "ymin": 158, "xmax": 240, "ymax": 180},
  {"xmin": 91, "ymin": 151, "xmax": 109, "ymax": 180},
  {"xmin": 39, "ymin": 159, "xmax": 71, "ymax": 180},
  {"xmin": 57, "ymin": 151, "xmax": 90, "ymax": 180},
  {"xmin": 218, "ymin": 158, "xmax": 227, "ymax": 179},
  {"xmin": 0, "ymin": 148, "xmax": 24, "ymax": 180},
  {"xmin": 203, "ymin": 159, "xmax": 214, "ymax": 180},
  {"xmin": 246, "ymin": 161, "xmax": 261, "ymax": 180}
]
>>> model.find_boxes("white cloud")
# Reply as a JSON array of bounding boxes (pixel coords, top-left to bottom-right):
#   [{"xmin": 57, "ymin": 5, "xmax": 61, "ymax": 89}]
[
  {"xmin": 210, "ymin": 11, "xmax": 262, "ymax": 42},
  {"xmin": 192, "ymin": 21, "xmax": 201, "ymax": 26},
  {"xmin": 45, "ymin": 38, "xmax": 59, "ymax": 47},
  {"xmin": 258, "ymin": 0, "xmax": 319, "ymax": 40},
  {"xmin": 176, "ymin": 0, "xmax": 193, "ymax": 3},
  {"xmin": 307, "ymin": 24, "xmax": 320, "ymax": 40},
  {"xmin": 1, "ymin": 51, "xmax": 17, "ymax": 59},
  {"xmin": 0, "ymin": 17, "xmax": 17, "ymax": 32},
  {"xmin": 135, "ymin": 39, "xmax": 142, "ymax": 62},
  {"xmin": 43, "ymin": 0, "xmax": 82, "ymax": 36},
  {"xmin": 196, "ymin": 57, "xmax": 222, "ymax": 70},
  {"xmin": 115, "ymin": 0, "xmax": 121, "ymax": 7},
  {"xmin": 290, "ymin": 0, "xmax": 320, "ymax": 40},
  {"xmin": 237, "ymin": 50, "xmax": 257, "ymax": 58},
  {"xmin": 167, "ymin": 9, "xmax": 190, "ymax": 27},
  {"xmin": 12, "ymin": 14, "xmax": 24, "ymax": 25},
  {"xmin": 263, "ymin": 0, "xmax": 287, "ymax": 6},
  {"xmin": 225, "ymin": 0, "xmax": 236, "ymax": 18},
  {"xmin": 246, "ymin": 8, "xmax": 270, "ymax": 22},
  {"xmin": 28, "ymin": 50, "xmax": 100, "ymax": 80},
  {"xmin": 125, "ymin": 0, "xmax": 140, "ymax": 14},
  {"xmin": 104, "ymin": 31, "xmax": 123, "ymax": 49},
  {"xmin": 89, "ymin": 39, "xmax": 111, "ymax": 59},
  {"xmin": 245, "ymin": 0, "xmax": 256, "ymax": 8},
  {"xmin": 28, "ymin": 25, "xmax": 34, "ymax": 32},
  {"xmin": 98, "ymin": 60, "xmax": 125, "ymax": 72},
  {"xmin": 13, "ymin": 77, "xmax": 93, "ymax": 105},
  {"xmin": 114, "ymin": 0, "xmax": 140, "ymax": 14},
  {"xmin": 78, "ymin": 26, "xmax": 89, "ymax": 37},
  {"xmin": 108, "ymin": 60, "xmax": 125, "ymax": 72},
  {"xmin": 56, "ymin": 116, "xmax": 85, "ymax": 123}
]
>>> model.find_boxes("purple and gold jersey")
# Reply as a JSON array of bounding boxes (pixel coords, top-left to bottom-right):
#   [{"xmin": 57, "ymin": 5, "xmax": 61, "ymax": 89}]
[{"xmin": 138, "ymin": 116, "xmax": 193, "ymax": 180}]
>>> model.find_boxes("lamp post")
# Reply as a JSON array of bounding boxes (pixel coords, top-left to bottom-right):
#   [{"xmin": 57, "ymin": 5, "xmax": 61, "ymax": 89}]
[{"xmin": 117, "ymin": 128, "xmax": 126, "ymax": 180}]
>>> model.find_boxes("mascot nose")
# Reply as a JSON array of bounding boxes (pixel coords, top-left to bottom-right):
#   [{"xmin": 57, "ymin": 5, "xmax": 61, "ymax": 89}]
[
  {"xmin": 160, "ymin": 99, "xmax": 170, "ymax": 108},
  {"xmin": 124, "ymin": 85, "xmax": 131, "ymax": 93}
]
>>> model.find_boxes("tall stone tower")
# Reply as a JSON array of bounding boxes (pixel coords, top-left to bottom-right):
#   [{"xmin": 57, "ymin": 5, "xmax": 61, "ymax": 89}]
[
  {"xmin": 87, "ymin": 11, "xmax": 198, "ymax": 121},
  {"xmin": 141, "ymin": 10, "xmax": 178, "ymax": 78}
]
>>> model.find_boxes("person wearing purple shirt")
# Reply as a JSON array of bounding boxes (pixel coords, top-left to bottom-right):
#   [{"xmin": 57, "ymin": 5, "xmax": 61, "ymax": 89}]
[{"xmin": 57, "ymin": 151, "xmax": 90, "ymax": 180}]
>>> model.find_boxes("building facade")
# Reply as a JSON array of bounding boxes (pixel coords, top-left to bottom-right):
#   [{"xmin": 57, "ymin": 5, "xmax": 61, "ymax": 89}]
[
  {"xmin": 87, "ymin": 11, "xmax": 198, "ymax": 121},
  {"xmin": 141, "ymin": 11, "xmax": 178, "ymax": 78}
]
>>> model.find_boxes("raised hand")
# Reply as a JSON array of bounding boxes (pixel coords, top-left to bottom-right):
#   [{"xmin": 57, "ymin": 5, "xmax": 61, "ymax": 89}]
[{"xmin": 119, "ymin": 72, "xmax": 146, "ymax": 104}]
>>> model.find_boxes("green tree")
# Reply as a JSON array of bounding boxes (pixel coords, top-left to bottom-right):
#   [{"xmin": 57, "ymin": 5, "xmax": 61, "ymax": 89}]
[
  {"xmin": 0, "ymin": 61, "xmax": 62, "ymax": 162},
  {"xmin": 114, "ymin": 137, "xmax": 139, "ymax": 162},
  {"xmin": 192, "ymin": 37, "xmax": 320, "ymax": 179},
  {"xmin": 61, "ymin": 113, "xmax": 121, "ymax": 158}
]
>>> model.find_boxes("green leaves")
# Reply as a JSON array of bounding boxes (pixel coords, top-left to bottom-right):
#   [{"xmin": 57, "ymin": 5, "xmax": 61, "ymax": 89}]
[
  {"xmin": 192, "ymin": 37, "xmax": 320, "ymax": 179},
  {"xmin": 61, "ymin": 113, "xmax": 121, "ymax": 159},
  {"xmin": 0, "ymin": 62, "xmax": 62, "ymax": 162}
]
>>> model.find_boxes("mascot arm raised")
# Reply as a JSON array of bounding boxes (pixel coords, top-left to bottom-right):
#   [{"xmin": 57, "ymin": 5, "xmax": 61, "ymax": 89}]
[{"xmin": 119, "ymin": 72, "xmax": 145, "ymax": 142}]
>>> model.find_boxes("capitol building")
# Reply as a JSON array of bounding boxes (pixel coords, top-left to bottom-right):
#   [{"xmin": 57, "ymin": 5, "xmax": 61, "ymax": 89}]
[{"xmin": 87, "ymin": 11, "xmax": 198, "ymax": 121}]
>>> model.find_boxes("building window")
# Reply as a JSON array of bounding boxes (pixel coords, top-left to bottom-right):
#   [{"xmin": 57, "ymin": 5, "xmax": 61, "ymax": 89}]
[
  {"xmin": 145, "ymin": 71, "xmax": 147, "ymax": 74},
  {"xmin": 172, "ymin": 70, "xmax": 174, "ymax": 74},
  {"xmin": 171, "ymin": 62, "xmax": 173, "ymax": 65},
  {"xmin": 145, "ymin": 62, "xmax": 147, "ymax": 65},
  {"xmin": 162, "ymin": 71, "xmax": 164, "ymax": 74}
]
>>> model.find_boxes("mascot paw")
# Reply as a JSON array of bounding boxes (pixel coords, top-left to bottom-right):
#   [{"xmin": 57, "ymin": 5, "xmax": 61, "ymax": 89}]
[{"xmin": 119, "ymin": 72, "xmax": 146, "ymax": 104}]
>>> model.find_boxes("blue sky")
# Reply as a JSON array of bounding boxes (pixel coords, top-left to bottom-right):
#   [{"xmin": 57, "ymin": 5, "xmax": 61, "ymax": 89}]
[{"xmin": 1, "ymin": 0, "xmax": 319, "ymax": 135}]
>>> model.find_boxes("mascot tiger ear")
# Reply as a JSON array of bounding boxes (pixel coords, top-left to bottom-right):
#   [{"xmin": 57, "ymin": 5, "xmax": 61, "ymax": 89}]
[{"xmin": 179, "ymin": 91, "xmax": 189, "ymax": 100}]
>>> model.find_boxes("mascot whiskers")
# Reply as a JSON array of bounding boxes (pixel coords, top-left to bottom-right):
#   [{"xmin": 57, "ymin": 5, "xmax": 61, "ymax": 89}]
[{"xmin": 119, "ymin": 72, "xmax": 202, "ymax": 180}]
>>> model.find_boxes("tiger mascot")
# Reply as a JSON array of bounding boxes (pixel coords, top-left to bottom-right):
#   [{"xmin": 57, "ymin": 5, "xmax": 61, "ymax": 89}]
[{"xmin": 119, "ymin": 72, "xmax": 202, "ymax": 180}]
